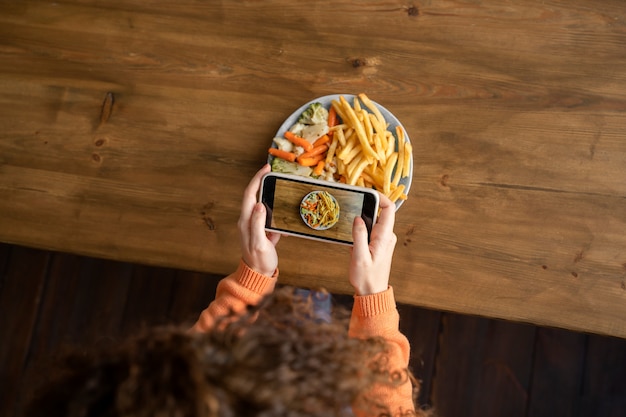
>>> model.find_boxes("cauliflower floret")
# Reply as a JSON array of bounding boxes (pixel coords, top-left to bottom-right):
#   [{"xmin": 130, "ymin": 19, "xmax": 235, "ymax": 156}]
[
  {"xmin": 288, "ymin": 122, "xmax": 306, "ymax": 137},
  {"xmin": 293, "ymin": 146, "xmax": 305, "ymax": 157},
  {"xmin": 272, "ymin": 137, "xmax": 294, "ymax": 152}
]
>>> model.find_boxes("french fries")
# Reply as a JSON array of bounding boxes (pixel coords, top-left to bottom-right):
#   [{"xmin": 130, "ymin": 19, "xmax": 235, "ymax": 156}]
[{"xmin": 329, "ymin": 93, "xmax": 411, "ymax": 203}]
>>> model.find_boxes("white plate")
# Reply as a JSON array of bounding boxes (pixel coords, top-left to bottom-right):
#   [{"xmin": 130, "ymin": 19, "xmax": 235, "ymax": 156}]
[{"xmin": 270, "ymin": 94, "xmax": 412, "ymax": 210}]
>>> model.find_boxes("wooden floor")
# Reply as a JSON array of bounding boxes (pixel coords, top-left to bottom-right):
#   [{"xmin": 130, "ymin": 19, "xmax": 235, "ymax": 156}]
[{"xmin": 1, "ymin": 242, "xmax": 625, "ymax": 417}]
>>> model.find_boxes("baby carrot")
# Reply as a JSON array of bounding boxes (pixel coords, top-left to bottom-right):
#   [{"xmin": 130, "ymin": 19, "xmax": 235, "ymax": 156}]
[
  {"xmin": 313, "ymin": 134, "xmax": 330, "ymax": 147},
  {"xmin": 268, "ymin": 147, "xmax": 296, "ymax": 162},
  {"xmin": 327, "ymin": 106, "xmax": 338, "ymax": 136},
  {"xmin": 298, "ymin": 144, "xmax": 328, "ymax": 160},
  {"xmin": 313, "ymin": 160, "xmax": 325, "ymax": 176},
  {"xmin": 284, "ymin": 131, "xmax": 313, "ymax": 152},
  {"xmin": 298, "ymin": 155, "xmax": 325, "ymax": 167}
]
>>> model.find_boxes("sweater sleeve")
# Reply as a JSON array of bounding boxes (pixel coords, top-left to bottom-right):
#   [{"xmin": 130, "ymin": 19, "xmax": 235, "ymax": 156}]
[
  {"xmin": 190, "ymin": 259, "xmax": 278, "ymax": 333},
  {"xmin": 349, "ymin": 286, "xmax": 415, "ymax": 417}
]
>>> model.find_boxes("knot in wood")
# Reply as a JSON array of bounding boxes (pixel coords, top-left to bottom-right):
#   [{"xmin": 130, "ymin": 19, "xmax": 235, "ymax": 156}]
[{"xmin": 406, "ymin": 6, "xmax": 419, "ymax": 17}]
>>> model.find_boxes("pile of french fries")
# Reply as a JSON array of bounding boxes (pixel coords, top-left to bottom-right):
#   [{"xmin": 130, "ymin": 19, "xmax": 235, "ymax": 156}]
[{"xmin": 327, "ymin": 93, "xmax": 412, "ymax": 204}]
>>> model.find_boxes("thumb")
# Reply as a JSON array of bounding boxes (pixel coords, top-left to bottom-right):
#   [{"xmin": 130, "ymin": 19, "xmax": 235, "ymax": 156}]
[
  {"xmin": 250, "ymin": 203, "xmax": 268, "ymax": 243},
  {"xmin": 352, "ymin": 216, "xmax": 370, "ymax": 258}
]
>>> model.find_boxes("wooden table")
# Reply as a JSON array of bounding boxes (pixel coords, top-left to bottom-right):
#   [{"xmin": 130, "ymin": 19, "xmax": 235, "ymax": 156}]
[{"xmin": 1, "ymin": 0, "xmax": 625, "ymax": 338}]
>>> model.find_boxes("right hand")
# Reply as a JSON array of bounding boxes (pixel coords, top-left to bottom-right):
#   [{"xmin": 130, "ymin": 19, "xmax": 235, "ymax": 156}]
[{"xmin": 349, "ymin": 194, "xmax": 398, "ymax": 296}]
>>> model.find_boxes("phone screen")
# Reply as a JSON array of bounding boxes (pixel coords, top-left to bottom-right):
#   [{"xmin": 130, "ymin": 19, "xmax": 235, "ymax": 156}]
[{"xmin": 261, "ymin": 174, "xmax": 378, "ymax": 245}]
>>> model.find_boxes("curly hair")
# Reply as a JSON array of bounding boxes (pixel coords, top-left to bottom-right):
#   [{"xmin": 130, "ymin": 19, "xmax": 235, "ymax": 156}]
[{"xmin": 26, "ymin": 287, "xmax": 426, "ymax": 417}]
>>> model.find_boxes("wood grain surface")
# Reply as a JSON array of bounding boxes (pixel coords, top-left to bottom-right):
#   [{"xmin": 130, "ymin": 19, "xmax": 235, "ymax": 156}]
[{"xmin": 0, "ymin": 0, "xmax": 625, "ymax": 337}]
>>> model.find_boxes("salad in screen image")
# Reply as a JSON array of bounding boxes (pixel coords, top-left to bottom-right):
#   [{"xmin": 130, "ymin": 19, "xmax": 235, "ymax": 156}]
[{"xmin": 299, "ymin": 190, "xmax": 340, "ymax": 231}]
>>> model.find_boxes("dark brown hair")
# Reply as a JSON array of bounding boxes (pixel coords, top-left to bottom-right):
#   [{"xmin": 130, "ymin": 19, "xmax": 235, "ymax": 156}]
[{"xmin": 26, "ymin": 287, "xmax": 425, "ymax": 417}]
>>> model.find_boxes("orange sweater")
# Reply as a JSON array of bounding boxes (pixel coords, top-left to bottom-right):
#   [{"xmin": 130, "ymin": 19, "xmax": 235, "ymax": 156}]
[{"xmin": 191, "ymin": 260, "xmax": 415, "ymax": 416}]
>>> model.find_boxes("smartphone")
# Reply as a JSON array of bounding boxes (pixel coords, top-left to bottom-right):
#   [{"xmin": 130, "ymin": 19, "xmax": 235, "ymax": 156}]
[{"xmin": 259, "ymin": 172, "xmax": 380, "ymax": 245}]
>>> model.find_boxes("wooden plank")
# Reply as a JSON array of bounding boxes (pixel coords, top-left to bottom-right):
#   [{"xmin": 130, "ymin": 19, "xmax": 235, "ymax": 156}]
[
  {"xmin": 431, "ymin": 314, "xmax": 536, "ymax": 417},
  {"xmin": 18, "ymin": 253, "xmax": 133, "ymax": 414},
  {"xmin": 0, "ymin": 0, "xmax": 625, "ymax": 338},
  {"xmin": 396, "ymin": 304, "xmax": 441, "ymax": 411},
  {"xmin": 579, "ymin": 334, "xmax": 626, "ymax": 416},
  {"xmin": 25, "ymin": 253, "xmax": 133, "ymax": 363},
  {"xmin": 167, "ymin": 270, "xmax": 221, "ymax": 326},
  {"xmin": 0, "ymin": 242, "xmax": 10, "ymax": 289},
  {"xmin": 119, "ymin": 263, "xmax": 178, "ymax": 336},
  {"xmin": 0, "ymin": 246, "xmax": 50, "ymax": 417},
  {"xmin": 526, "ymin": 328, "xmax": 586, "ymax": 417}
]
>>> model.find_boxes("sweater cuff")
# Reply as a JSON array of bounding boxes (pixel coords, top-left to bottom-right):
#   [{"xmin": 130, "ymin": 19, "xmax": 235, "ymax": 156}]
[
  {"xmin": 353, "ymin": 286, "xmax": 396, "ymax": 317},
  {"xmin": 236, "ymin": 259, "xmax": 278, "ymax": 294}
]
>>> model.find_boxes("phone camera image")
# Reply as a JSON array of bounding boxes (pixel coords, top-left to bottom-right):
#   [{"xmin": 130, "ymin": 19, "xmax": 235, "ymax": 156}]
[
  {"xmin": 300, "ymin": 191, "xmax": 340, "ymax": 231},
  {"xmin": 261, "ymin": 173, "xmax": 379, "ymax": 245},
  {"xmin": 272, "ymin": 178, "xmax": 366, "ymax": 244}
]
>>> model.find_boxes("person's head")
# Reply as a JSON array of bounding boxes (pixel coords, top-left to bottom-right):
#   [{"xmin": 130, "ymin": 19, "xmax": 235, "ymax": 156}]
[{"xmin": 26, "ymin": 287, "xmax": 420, "ymax": 417}]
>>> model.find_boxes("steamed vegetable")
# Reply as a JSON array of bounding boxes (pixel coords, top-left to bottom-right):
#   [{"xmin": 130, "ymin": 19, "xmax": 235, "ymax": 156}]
[
  {"xmin": 269, "ymin": 101, "xmax": 338, "ymax": 180},
  {"xmin": 313, "ymin": 160, "xmax": 325, "ymax": 176},
  {"xmin": 327, "ymin": 106, "xmax": 338, "ymax": 135},
  {"xmin": 268, "ymin": 148, "xmax": 296, "ymax": 162},
  {"xmin": 300, "ymin": 123, "xmax": 329, "ymax": 142},
  {"xmin": 271, "ymin": 157, "xmax": 313, "ymax": 176},
  {"xmin": 284, "ymin": 131, "xmax": 313, "ymax": 152},
  {"xmin": 297, "ymin": 155, "xmax": 325, "ymax": 167},
  {"xmin": 298, "ymin": 144, "xmax": 328, "ymax": 160},
  {"xmin": 297, "ymin": 102, "xmax": 329, "ymax": 125},
  {"xmin": 313, "ymin": 135, "xmax": 330, "ymax": 147},
  {"xmin": 272, "ymin": 136, "xmax": 294, "ymax": 152}
]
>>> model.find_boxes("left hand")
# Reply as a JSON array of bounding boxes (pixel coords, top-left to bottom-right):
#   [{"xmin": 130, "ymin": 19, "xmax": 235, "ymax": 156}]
[{"xmin": 237, "ymin": 164, "xmax": 280, "ymax": 276}]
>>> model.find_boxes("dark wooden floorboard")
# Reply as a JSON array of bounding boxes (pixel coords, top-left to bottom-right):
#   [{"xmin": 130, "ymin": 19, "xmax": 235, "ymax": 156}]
[
  {"xmin": 526, "ymin": 328, "xmax": 586, "ymax": 417},
  {"xmin": 119, "ymin": 266, "xmax": 223, "ymax": 334},
  {"xmin": 0, "ymin": 243, "xmax": 11, "ymax": 289},
  {"xmin": 431, "ymin": 314, "xmax": 536, "ymax": 417},
  {"xmin": 167, "ymin": 269, "xmax": 221, "ymax": 326},
  {"xmin": 17, "ymin": 254, "xmax": 135, "ymax": 417},
  {"xmin": 3, "ymin": 244, "xmax": 626, "ymax": 417},
  {"xmin": 0, "ymin": 246, "xmax": 50, "ymax": 417},
  {"xmin": 28, "ymin": 253, "xmax": 133, "ymax": 355},
  {"xmin": 579, "ymin": 334, "xmax": 626, "ymax": 417},
  {"xmin": 120, "ymin": 264, "xmax": 179, "ymax": 336},
  {"xmin": 397, "ymin": 304, "xmax": 442, "ymax": 411}
]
